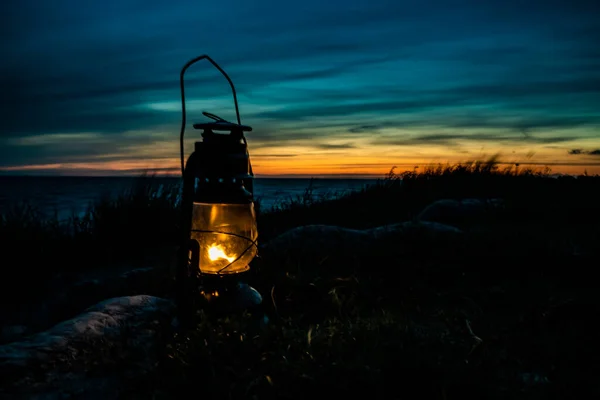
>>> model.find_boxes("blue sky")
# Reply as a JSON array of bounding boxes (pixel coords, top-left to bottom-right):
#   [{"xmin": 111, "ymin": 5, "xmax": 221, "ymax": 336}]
[{"xmin": 1, "ymin": 0, "xmax": 599, "ymax": 176}]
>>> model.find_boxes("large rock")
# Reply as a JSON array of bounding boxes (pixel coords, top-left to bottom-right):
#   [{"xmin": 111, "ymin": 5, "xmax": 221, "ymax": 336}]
[
  {"xmin": 416, "ymin": 198, "xmax": 504, "ymax": 227},
  {"xmin": 366, "ymin": 220, "xmax": 464, "ymax": 241},
  {"xmin": 258, "ymin": 221, "xmax": 463, "ymax": 279},
  {"xmin": 1, "ymin": 266, "xmax": 171, "ymax": 345},
  {"xmin": 0, "ymin": 295, "xmax": 175, "ymax": 399}
]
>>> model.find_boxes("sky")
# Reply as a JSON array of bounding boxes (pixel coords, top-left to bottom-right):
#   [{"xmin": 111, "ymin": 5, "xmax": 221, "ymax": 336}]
[{"xmin": 1, "ymin": 0, "xmax": 599, "ymax": 177}]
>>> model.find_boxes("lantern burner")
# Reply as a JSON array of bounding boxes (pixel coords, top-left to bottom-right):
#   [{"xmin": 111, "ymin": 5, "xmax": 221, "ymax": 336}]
[{"xmin": 193, "ymin": 111, "xmax": 253, "ymax": 134}]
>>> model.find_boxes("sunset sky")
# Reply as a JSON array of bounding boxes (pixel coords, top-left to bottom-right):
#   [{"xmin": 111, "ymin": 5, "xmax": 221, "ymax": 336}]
[{"xmin": 1, "ymin": 0, "xmax": 599, "ymax": 177}]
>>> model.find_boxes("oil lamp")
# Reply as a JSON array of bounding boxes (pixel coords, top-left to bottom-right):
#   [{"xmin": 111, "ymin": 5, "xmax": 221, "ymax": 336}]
[{"xmin": 176, "ymin": 55, "xmax": 262, "ymax": 322}]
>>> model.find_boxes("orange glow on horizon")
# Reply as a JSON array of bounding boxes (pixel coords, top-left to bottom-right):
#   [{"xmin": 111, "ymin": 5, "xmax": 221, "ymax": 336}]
[
  {"xmin": 4, "ymin": 124, "xmax": 599, "ymax": 177},
  {"xmin": 2, "ymin": 156, "xmax": 599, "ymax": 177}
]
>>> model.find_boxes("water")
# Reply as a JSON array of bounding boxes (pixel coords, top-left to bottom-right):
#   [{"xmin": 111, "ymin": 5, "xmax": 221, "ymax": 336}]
[{"xmin": 0, "ymin": 176, "xmax": 379, "ymax": 221}]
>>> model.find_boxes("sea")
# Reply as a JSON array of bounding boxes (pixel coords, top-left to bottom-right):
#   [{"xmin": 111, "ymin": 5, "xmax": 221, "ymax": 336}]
[{"xmin": 0, "ymin": 176, "xmax": 379, "ymax": 222}]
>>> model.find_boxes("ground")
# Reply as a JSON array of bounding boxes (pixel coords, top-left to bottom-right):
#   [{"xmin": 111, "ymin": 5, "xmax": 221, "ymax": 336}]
[{"xmin": 1, "ymin": 164, "xmax": 599, "ymax": 398}]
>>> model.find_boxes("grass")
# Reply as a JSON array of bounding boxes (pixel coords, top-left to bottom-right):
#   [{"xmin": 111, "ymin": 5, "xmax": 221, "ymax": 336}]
[
  {"xmin": 0, "ymin": 175, "xmax": 179, "ymax": 284},
  {"xmin": 1, "ymin": 158, "xmax": 600, "ymax": 398}
]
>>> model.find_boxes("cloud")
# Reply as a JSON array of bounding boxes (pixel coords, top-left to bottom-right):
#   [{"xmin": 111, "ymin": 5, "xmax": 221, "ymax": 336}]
[
  {"xmin": 2, "ymin": 0, "xmax": 600, "ymax": 172},
  {"xmin": 374, "ymin": 132, "xmax": 585, "ymax": 147},
  {"xmin": 0, "ymin": 128, "xmax": 177, "ymax": 168},
  {"xmin": 568, "ymin": 149, "xmax": 600, "ymax": 156},
  {"xmin": 311, "ymin": 143, "xmax": 356, "ymax": 150},
  {"xmin": 252, "ymin": 153, "xmax": 298, "ymax": 158},
  {"xmin": 348, "ymin": 125, "xmax": 382, "ymax": 134}
]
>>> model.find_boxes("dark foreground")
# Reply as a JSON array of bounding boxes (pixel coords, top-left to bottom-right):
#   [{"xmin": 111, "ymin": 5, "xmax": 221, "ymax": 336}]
[{"xmin": 1, "ymin": 162, "xmax": 599, "ymax": 399}]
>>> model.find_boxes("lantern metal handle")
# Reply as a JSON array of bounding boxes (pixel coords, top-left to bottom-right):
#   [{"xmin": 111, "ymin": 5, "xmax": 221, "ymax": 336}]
[
  {"xmin": 179, "ymin": 55, "xmax": 242, "ymax": 176},
  {"xmin": 202, "ymin": 111, "xmax": 227, "ymax": 122}
]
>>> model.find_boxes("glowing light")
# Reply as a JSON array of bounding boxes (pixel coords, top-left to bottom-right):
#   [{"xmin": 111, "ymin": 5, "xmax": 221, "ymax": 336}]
[{"xmin": 208, "ymin": 245, "xmax": 235, "ymax": 263}]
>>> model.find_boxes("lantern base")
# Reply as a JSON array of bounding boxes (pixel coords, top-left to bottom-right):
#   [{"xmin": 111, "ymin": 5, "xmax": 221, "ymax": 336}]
[{"xmin": 198, "ymin": 275, "xmax": 263, "ymax": 316}]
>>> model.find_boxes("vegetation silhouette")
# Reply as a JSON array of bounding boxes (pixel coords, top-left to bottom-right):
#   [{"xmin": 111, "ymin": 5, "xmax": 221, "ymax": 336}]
[{"xmin": 1, "ymin": 158, "xmax": 599, "ymax": 398}]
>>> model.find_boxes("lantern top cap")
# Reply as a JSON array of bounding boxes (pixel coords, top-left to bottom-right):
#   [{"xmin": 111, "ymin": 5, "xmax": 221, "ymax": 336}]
[
  {"xmin": 192, "ymin": 111, "xmax": 252, "ymax": 132},
  {"xmin": 193, "ymin": 121, "xmax": 253, "ymax": 132}
]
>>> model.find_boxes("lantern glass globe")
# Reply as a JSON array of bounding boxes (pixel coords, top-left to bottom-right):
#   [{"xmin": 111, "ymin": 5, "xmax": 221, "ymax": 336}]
[{"xmin": 190, "ymin": 202, "xmax": 258, "ymax": 274}]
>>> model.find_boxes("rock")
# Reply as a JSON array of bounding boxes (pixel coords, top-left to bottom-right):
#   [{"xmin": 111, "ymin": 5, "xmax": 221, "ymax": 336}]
[
  {"xmin": 366, "ymin": 220, "xmax": 463, "ymax": 241},
  {"xmin": 262, "ymin": 224, "xmax": 373, "ymax": 258},
  {"xmin": 0, "ymin": 295, "xmax": 175, "ymax": 399},
  {"xmin": 259, "ymin": 221, "xmax": 463, "ymax": 279},
  {"xmin": 1, "ymin": 266, "xmax": 172, "ymax": 347},
  {"xmin": 258, "ymin": 225, "xmax": 372, "ymax": 278},
  {"xmin": 416, "ymin": 198, "xmax": 504, "ymax": 227}
]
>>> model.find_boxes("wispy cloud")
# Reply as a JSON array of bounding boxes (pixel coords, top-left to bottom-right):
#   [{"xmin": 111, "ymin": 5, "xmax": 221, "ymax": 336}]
[
  {"xmin": 311, "ymin": 143, "xmax": 357, "ymax": 149},
  {"xmin": 569, "ymin": 149, "xmax": 600, "ymax": 156},
  {"xmin": 376, "ymin": 132, "xmax": 584, "ymax": 146}
]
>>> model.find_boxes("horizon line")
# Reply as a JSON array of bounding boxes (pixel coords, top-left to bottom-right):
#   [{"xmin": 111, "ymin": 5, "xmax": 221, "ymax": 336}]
[
  {"xmin": 0, "ymin": 173, "xmax": 384, "ymax": 179},
  {"xmin": 1, "ymin": 161, "xmax": 599, "ymax": 179}
]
